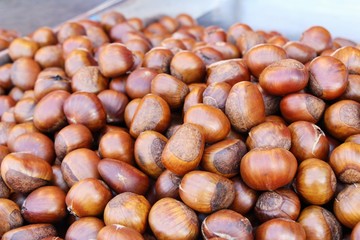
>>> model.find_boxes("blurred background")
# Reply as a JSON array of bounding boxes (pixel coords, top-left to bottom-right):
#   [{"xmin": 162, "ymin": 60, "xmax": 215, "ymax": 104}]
[{"xmin": 1, "ymin": 0, "xmax": 359, "ymax": 41}]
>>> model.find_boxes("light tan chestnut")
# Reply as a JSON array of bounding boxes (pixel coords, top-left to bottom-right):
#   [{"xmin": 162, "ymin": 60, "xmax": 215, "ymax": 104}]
[
  {"xmin": 179, "ymin": 170, "xmax": 235, "ymax": 213},
  {"xmin": 161, "ymin": 123, "xmax": 205, "ymax": 176}
]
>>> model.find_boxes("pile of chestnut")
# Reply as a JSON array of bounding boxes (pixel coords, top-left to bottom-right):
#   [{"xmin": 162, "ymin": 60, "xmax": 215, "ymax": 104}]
[{"xmin": 0, "ymin": 10, "xmax": 359, "ymax": 240}]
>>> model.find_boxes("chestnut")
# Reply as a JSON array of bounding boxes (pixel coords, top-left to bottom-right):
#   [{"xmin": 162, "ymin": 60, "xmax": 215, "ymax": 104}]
[
  {"xmin": 101, "ymin": 11, "xmax": 126, "ymax": 31},
  {"xmin": 1, "ymin": 224, "xmax": 57, "ymax": 240},
  {"xmin": 209, "ymin": 41, "xmax": 240, "ymax": 59},
  {"xmin": 85, "ymin": 25, "xmax": 110, "ymax": 49},
  {"xmin": 236, "ymin": 31, "xmax": 266, "ymax": 56},
  {"xmin": 51, "ymin": 165, "xmax": 69, "ymax": 193},
  {"xmin": 352, "ymin": 222, "xmax": 360, "ymax": 240},
  {"xmin": 61, "ymin": 148, "xmax": 101, "ymax": 187},
  {"xmin": 206, "ymin": 59, "xmax": 250, "ymax": 86},
  {"xmin": 230, "ymin": 176, "xmax": 258, "ymax": 215},
  {"xmin": 10, "ymin": 132, "xmax": 55, "ymax": 164},
  {"xmin": 346, "ymin": 134, "xmax": 360, "ymax": 144},
  {"xmin": 0, "ymin": 199, "xmax": 23, "ymax": 237},
  {"xmin": 63, "ymin": 92, "xmax": 106, "ymax": 132},
  {"xmin": 7, "ymin": 122, "xmax": 39, "ymax": 150},
  {"xmin": 240, "ymin": 148, "xmax": 297, "ymax": 191},
  {"xmin": 142, "ymin": 47, "xmax": 174, "ymax": 73},
  {"xmin": 21, "ymin": 186, "xmax": 67, "ymax": 223},
  {"xmin": 203, "ymin": 82, "xmax": 231, "ymax": 111},
  {"xmin": 57, "ymin": 22, "xmax": 86, "ymax": 44},
  {"xmin": 98, "ymin": 130, "xmax": 134, "ymax": 165},
  {"xmin": 149, "ymin": 197, "xmax": 199, "ymax": 240},
  {"xmin": 342, "ymin": 74, "xmax": 360, "ymax": 102},
  {"xmin": 31, "ymin": 27, "xmax": 57, "ymax": 47},
  {"xmin": 255, "ymin": 218, "xmax": 306, "ymax": 240},
  {"xmin": 0, "ymin": 175, "xmax": 11, "ymax": 198},
  {"xmin": 98, "ymin": 89, "xmax": 129, "ymax": 124},
  {"xmin": 193, "ymin": 46, "xmax": 224, "ymax": 65},
  {"xmin": 134, "ymin": 130, "xmax": 167, "ymax": 179},
  {"xmin": 0, "ymin": 122, "xmax": 15, "ymax": 146},
  {"xmin": 0, "ymin": 63, "xmax": 13, "ymax": 90},
  {"xmin": 65, "ymin": 217, "xmax": 104, "ymax": 240},
  {"xmin": 130, "ymin": 94, "xmax": 171, "ymax": 138},
  {"xmin": 170, "ymin": 51, "xmax": 206, "ymax": 84},
  {"xmin": 0, "ymin": 96, "xmax": 15, "ymax": 118},
  {"xmin": 227, "ymin": 22, "xmax": 253, "ymax": 44},
  {"xmin": 71, "ymin": 66, "xmax": 108, "ymax": 93},
  {"xmin": 283, "ymin": 41, "xmax": 317, "ymax": 64},
  {"xmin": 298, "ymin": 205, "xmax": 342, "ymax": 240},
  {"xmin": 126, "ymin": 67, "xmax": 158, "ymax": 99},
  {"xmin": 202, "ymin": 139, "xmax": 247, "ymax": 178},
  {"xmin": 329, "ymin": 142, "xmax": 360, "ymax": 183},
  {"xmin": 98, "ymin": 43, "xmax": 134, "ymax": 78},
  {"xmin": 295, "ymin": 158, "xmax": 336, "ymax": 205},
  {"xmin": 65, "ymin": 178, "xmax": 112, "ymax": 217},
  {"xmin": 225, "ymin": 81, "xmax": 265, "ymax": 132},
  {"xmin": 54, "ymin": 124, "xmax": 93, "ymax": 160},
  {"xmin": 104, "ymin": 192, "xmax": 151, "ymax": 233},
  {"xmin": 33, "ymin": 90, "xmax": 70, "ymax": 132},
  {"xmin": 11, "ymin": 57, "xmax": 42, "ymax": 91},
  {"xmin": 97, "ymin": 158, "xmax": 149, "ymax": 195},
  {"xmin": 109, "ymin": 75, "xmax": 127, "ymax": 94},
  {"xmin": 97, "ymin": 224, "xmax": 144, "ymax": 240},
  {"xmin": 8, "ymin": 37, "xmax": 39, "ymax": 60},
  {"xmin": 64, "ymin": 49, "xmax": 96, "ymax": 78},
  {"xmin": 246, "ymin": 121, "xmax": 291, "ymax": 150},
  {"xmin": 244, "ymin": 43, "xmax": 287, "ymax": 78},
  {"xmin": 12, "ymin": 97, "xmax": 35, "ymax": 123},
  {"xmin": 300, "ymin": 26, "xmax": 333, "ymax": 54},
  {"xmin": 33, "ymin": 69, "xmax": 70, "ymax": 100},
  {"xmin": 288, "ymin": 121, "xmax": 329, "ymax": 161},
  {"xmin": 331, "ymin": 46, "xmax": 360, "ymax": 74},
  {"xmin": 179, "ymin": 170, "xmax": 235, "ymax": 213},
  {"xmin": 280, "ymin": 93, "xmax": 325, "ymax": 123},
  {"xmin": 1, "ymin": 152, "xmax": 52, "ymax": 193},
  {"xmin": 124, "ymin": 98, "xmax": 141, "ymax": 128},
  {"xmin": 155, "ymin": 169, "xmax": 182, "ymax": 199},
  {"xmin": 35, "ymin": 45, "xmax": 64, "ymax": 69},
  {"xmin": 161, "ymin": 123, "xmax": 204, "ymax": 175},
  {"xmin": 182, "ymin": 83, "xmax": 206, "ymax": 114},
  {"xmin": 160, "ymin": 37, "xmax": 186, "ymax": 54},
  {"xmin": 333, "ymin": 184, "xmax": 360, "ymax": 228},
  {"xmin": 201, "ymin": 209, "xmax": 253, "ymax": 240},
  {"xmin": 308, "ymin": 56, "xmax": 348, "ymax": 100},
  {"xmin": 324, "ymin": 100, "xmax": 360, "ymax": 141},
  {"xmin": 62, "ymin": 35, "xmax": 93, "ymax": 58}
]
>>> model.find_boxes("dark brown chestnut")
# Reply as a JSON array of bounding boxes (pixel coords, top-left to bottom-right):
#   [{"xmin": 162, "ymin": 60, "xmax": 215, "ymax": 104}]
[
  {"xmin": 142, "ymin": 47, "xmax": 174, "ymax": 73},
  {"xmin": 283, "ymin": 41, "xmax": 317, "ymax": 64},
  {"xmin": 50, "ymin": 165, "xmax": 69, "ymax": 193},
  {"xmin": 300, "ymin": 26, "xmax": 333, "ymax": 54},
  {"xmin": 65, "ymin": 217, "xmax": 104, "ymax": 240},
  {"xmin": 255, "ymin": 218, "xmax": 306, "ymax": 240},
  {"xmin": 170, "ymin": 51, "xmax": 206, "ymax": 84},
  {"xmin": 155, "ymin": 169, "xmax": 181, "ymax": 200},
  {"xmin": 230, "ymin": 176, "xmax": 258, "ymax": 215},
  {"xmin": 125, "ymin": 67, "xmax": 158, "ymax": 99}
]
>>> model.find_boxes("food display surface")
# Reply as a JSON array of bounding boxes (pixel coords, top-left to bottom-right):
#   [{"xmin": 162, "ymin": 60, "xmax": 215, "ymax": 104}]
[{"xmin": 0, "ymin": 0, "xmax": 360, "ymax": 239}]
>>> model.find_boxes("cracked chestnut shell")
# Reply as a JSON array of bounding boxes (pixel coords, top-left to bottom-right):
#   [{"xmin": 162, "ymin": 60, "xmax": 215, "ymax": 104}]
[
  {"xmin": 179, "ymin": 170, "xmax": 235, "ymax": 213},
  {"xmin": 201, "ymin": 209, "xmax": 253, "ymax": 240}
]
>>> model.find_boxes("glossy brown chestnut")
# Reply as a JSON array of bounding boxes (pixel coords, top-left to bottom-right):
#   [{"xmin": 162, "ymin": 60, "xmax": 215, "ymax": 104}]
[
  {"xmin": 149, "ymin": 197, "xmax": 199, "ymax": 240},
  {"xmin": 300, "ymin": 26, "xmax": 333, "ymax": 54},
  {"xmin": 98, "ymin": 43, "xmax": 134, "ymax": 78},
  {"xmin": 331, "ymin": 46, "xmax": 360, "ymax": 74},
  {"xmin": 182, "ymin": 83, "xmax": 206, "ymax": 114},
  {"xmin": 142, "ymin": 47, "xmax": 174, "ymax": 73},
  {"xmin": 342, "ymin": 74, "xmax": 360, "ymax": 102},
  {"xmin": 161, "ymin": 123, "xmax": 204, "ymax": 175},
  {"xmin": 1, "ymin": 152, "xmax": 52, "ymax": 193},
  {"xmin": 206, "ymin": 59, "xmax": 250, "ymax": 86},
  {"xmin": 109, "ymin": 75, "xmax": 127, "ymax": 94},
  {"xmin": 61, "ymin": 148, "xmax": 101, "ymax": 187},
  {"xmin": 130, "ymin": 94, "xmax": 171, "ymax": 138},
  {"xmin": 226, "ymin": 22, "xmax": 253, "ymax": 44},
  {"xmin": 155, "ymin": 169, "xmax": 182, "ymax": 199},
  {"xmin": 31, "ymin": 27, "xmax": 57, "ymax": 47},
  {"xmin": 201, "ymin": 209, "xmax": 253, "ymax": 240},
  {"xmin": 35, "ymin": 45, "xmax": 64, "ymax": 69},
  {"xmin": 57, "ymin": 22, "xmax": 86, "ymax": 43},
  {"xmin": 1, "ymin": 224, "xmax": 57, "ymax": 240},
  {"xmin": 98, "ymin": 130, "xmax": 134, "ymax": 165},
  {"xmin": 324, "ymin": 100, "xmax": 360, "ymax": 141},
  {"xmin": 125, "ymin": 68, "xmax": 158, "ymax": 99},
  {"xmin": 256, "ymin": 83, "xmax": 281, "ymax": 116},
  {"xmin": 98, "ymin": 158, "xmax": 149, "ymax": 195},
  {"xmin": 202, "ymin": 82, "xmax": 231, "ymax": 112},
  {"xmin": 352, "ymin": 221, "xmax": 360, "ymax": 240},
  {"xmin": 329, "ymin": 142, "xmax": 360, "ymax": 183},
  {"xmin": 8, "ymin": 37, "xmax": 39, "ymax": 60},
  {"xmin": 62, "ymin": 35, "xmax": 93, "ymax": 57},
  {"xmin": 11, "ymin": 57, "xmax": 41, "ymax": 91},
  {"xmin": 295, "ymin": 158, "xmax": 336, "ymax": 205},
  {"xmin": 134, "ymin": 130, "xmax": 167, "ymax": 178},
  {"xmin": 21, "ymin": 186, "xmax": 67, "ymax": 223},
  {"xmin": 97, "ymin": 224, "xmax": 144, "ymax": 240},
  {"xmin": 244, "ymin": 43, "xmax": 287, "ymax": 78},
  {"xmin": 280, "ymin": 93, "xmax": 325, "ymax": 123},
  {"xmin": 259, "ymin": 59, "xmax": 309, "ymax": 96},
  {"xmin": 104, "ymin": 192, "xmax": 151, "ymax": 233},
  {"xmin": 170, "ymin": 51, "xmax": 206, "ymax": 84},
  {"xmin": 33, "ymin": 90, "xmax": 70, "ymax": 132},
  {"xmin": 33, "ymin": 69, "xmax": 70, "ymax": 100},
  {"xmin": 193, "ymin": 46, "xmax": 224, "ymax": 65},
  {"xmin": 64, "ymin": 49, "xmax": 96, "ymax": 78},
  {"xmin": 63, "ymin": 92, "xmax": 106, "ymax": 132},
  {"xmin": 54, "ymin": 124, "xmax": 93, "ymax": 159},
  {"xmin": 7, "ymin": 122, "xmax": 39, "ymax": 150},
  {"xmin": 230, "ymin": 176, "xmax": 258, "ymax": 215},
  {"xmin": 12, "ymin": 97, "xmax": 35, "ymax": 123},
  {"xmin": 65, "ymin": 217, "xmax": 104, "ymax": 240},
  {"xmin": 246, "ymin": 121, "xmax": 291, "ymax": 150},
  {"xmin": 202, "ymin": 139, "xmax": 246, "ymax": 178},
  {"xmin": 124, "ymin": 98, "xmax": 141, "ymax": 128},
  {"xmin": 283, "ymin": 41, "xmax": 317, "ymax": 64},
  {"xmin": 288, "ymin": 121, "xmax": 329, "ymax": 161},
  {"xmin": 333, "ymin": 184, "xmax": 360, "ymax": 228},
  {"xmin": 225, "ymin": 81, "xmax": 265, "ymax": 132},
  {"xmin": 0, "ymin": 199, "xmax": 23, "ymax": 237},
  {"xmin": 240, "ymin": 148, "xmax": 297, "ymax": 191},
  {"xmin": 71, "ymin": 66, "xmax": 108, "ymax": 94},
  {"xmin": 236, "ymin": 31, "xmax": 266, "ymax": 56},
  {"xmin": 179, "ymin": 170, "xmax": 235, "ymax": 213},
  {"xmin": 345, "ymin": 134, "xmax": 360, "ymax": 144},
  {"xmin": 98, "ymin": 89, "xmax": 128, "ymax": 124},
  {"xmin": 209, "ymin": 41, "xmax": 240, "ymax": 59},
  {"xmin": 160, "ymin": 37, "xmax": 186, "ymax": 54},
  {"xmin": 11, "ymin": 132, "xmax": 55, "ymax": 164},
  {"xmin": 298, "ymin": 205, "xmax": 342, "ymax": 240},
  {"xmin": 65, "ymin": 178, "xmax": 112, "ymax": 217},
  {"xmin": 101, "ymin": 11, "xmax": 126, "ymax": 31},
  {"xmin": 51, "ymin": 165, "xmax": 69, "ymax": 193},
  {"xmin": 255, "ymin": 218, "xmax": 306, "ymax": 240}
]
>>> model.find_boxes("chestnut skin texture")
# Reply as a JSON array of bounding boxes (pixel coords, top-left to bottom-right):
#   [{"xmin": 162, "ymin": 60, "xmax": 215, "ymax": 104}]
[
  {"xmin": 1, "ymin": 224, "xmax": 57, "ymax": 240},
  {"xmin": 0, "ymin": 199, "xmax": 23, "ymax": 237},
  {"xmin": 255, "ymin": 218, "xmax": 306, "ymax": 240},
  {"xmin": 65, "ymin": 217, "xmax": 104, "ymax": 240}
]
